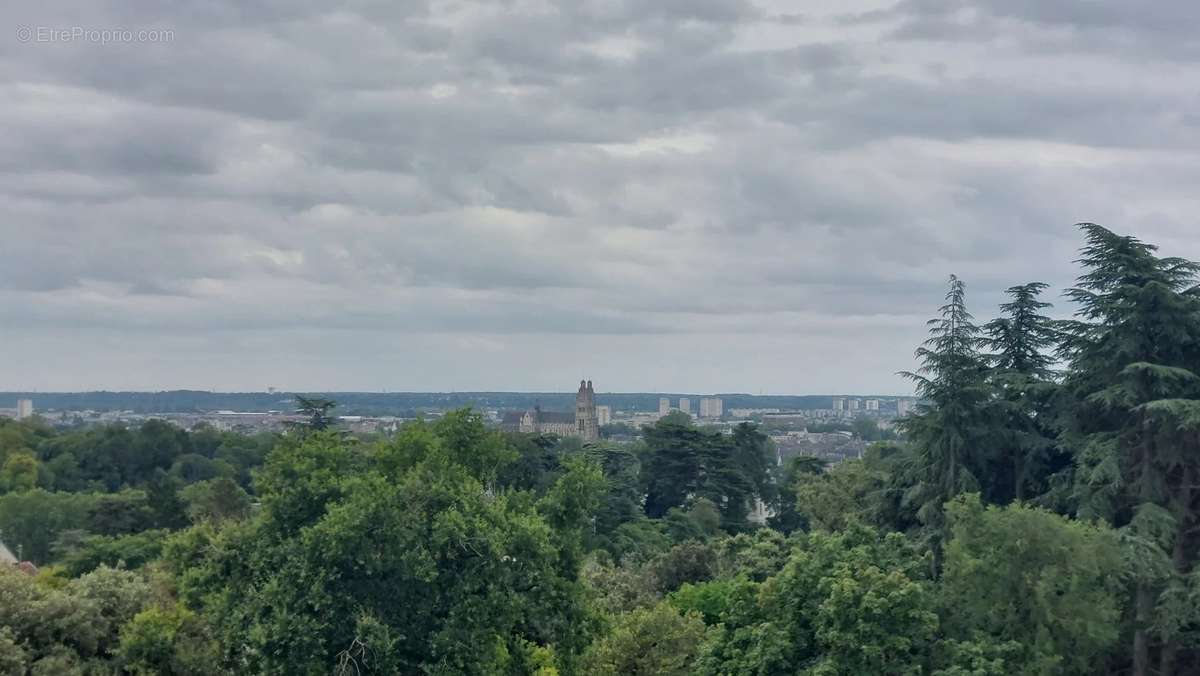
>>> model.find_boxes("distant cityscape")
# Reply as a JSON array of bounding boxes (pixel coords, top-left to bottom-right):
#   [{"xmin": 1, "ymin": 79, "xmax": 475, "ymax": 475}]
[{"xmin": 1, "ymin": 385, "xmax": 916, "ymax": 466}]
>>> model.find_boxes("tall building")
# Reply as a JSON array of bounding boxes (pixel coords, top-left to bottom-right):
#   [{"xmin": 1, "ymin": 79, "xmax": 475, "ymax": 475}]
[
  {"xmin": 575, "ymin": 380, "xmax": 599, "ymax": 441},
  {"xmin": 678, "ymin": 397, "xmax": 690, "ymax": 415},
  {"xmin": 596, "ymin": 405, "xmax": 612, "ymax": 427},
  {"xmin": 15, "ymin": 399, "xmax": 33, "ymax": 420},
  {"xmin": 848, "ymin": 399, "xmax": 860, "ymax": 412},
  {"xmin": 832, "ymin": 397, "xmax": 845, "ymax": 412},
  {"xmin": 659, "ymin": 397, "xmax": 670, "ymax": 416},
  {"xmin": 896, "ymin": 398, "xmax": 914, "ymax": 416},
  {"xmin": 865, "ymin": 399, "xmax": 880, "ymax": 411},
  {"xmin": 699, "ymin": 397, "xmax": 724, "ymax": 418}
]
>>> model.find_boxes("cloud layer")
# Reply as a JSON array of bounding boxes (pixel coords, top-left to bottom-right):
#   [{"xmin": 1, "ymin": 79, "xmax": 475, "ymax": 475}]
[{"xmin": 3, "ymin": 0, "xmax": 1199, "ymax": 393}]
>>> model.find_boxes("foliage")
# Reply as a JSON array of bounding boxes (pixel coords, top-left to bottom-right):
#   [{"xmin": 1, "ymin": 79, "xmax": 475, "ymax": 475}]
[
  {"xmin": 581, "ymin": 557, "xmax": 660, "ymax": 615},
  {"xmin": 0, "ymin": 565, "xmax": 152, "ymax": 673},
  {"xmin": 701, "ymin": 524, "xmax": 932, "ymax": 675},
  {"xmin": 118, "ymin": 604, "xmax": 221, "ymax": 675},
  {"xmin": 0, "ymin": 451, "xmax": 38, "ymax": 493},
  {"xmin": 180, "ymin": 477, "xmax": 252, "ymax": 523},
  {"xmin": 165, "ymin": 412, "xmax": 598, "ymax": 674},
  {"xmin": 648, "ymin": 541, "xmax": 719, "ymax": 593},
  {"xmin": 58, "ymin": 529, "xmax": 169, "ymax": 577},
  {"xmin": 642, "ymin": 418, "xmax": 771, "ymax": 530},
  {"xmin": 669, "ymin": 578, "xmax": 739, "ymax": 625},
  {"xmin": 940, "ymin": 495, "xmax": 1125, "ymax": 674},
  {"xmin": 0, "ymin": 490, "xmax": 110, "ymax": 564},
  {"xmin": 769, "ymin": 454, "xmax": 827, "ymax": 533},
  {"xmin": 580, "ymin": 603, "xmax": 708, "ymax": 676}
]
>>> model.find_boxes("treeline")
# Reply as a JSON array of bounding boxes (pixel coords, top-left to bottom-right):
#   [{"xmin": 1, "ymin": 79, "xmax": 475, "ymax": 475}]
[
  {"xmin": 0, "ymin": 419, "xmax": 275, "ymax": 564},
  {"xmin": 1, "ymin": 222, "xmax": 1198, "ymax": 675}
]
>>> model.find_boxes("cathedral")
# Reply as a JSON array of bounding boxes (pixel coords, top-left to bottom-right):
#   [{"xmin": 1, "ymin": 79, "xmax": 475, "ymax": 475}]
[{"xmin": 511, "ymin": 379, "xmax": 599, "ymax": 441}]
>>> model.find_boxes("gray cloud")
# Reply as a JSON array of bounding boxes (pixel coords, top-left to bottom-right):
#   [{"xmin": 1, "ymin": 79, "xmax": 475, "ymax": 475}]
[{"xmin": 2, "ymin": 0, "xmax": 1199, "ymax": 393}]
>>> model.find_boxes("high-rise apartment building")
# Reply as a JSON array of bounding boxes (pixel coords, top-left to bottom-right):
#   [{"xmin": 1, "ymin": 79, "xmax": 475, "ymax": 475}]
[
  {"xmin": 678, "ymin": 398, "xmax": 690, "ymax": 415},
  {"xmin": 659, "ymin": 397, "xmax": 670, "ymax": 416},
  {"xmin": 699, "ymin": 397, "xmax": 724, "ymax": 418},
  {"xmin": 596, "ymin": 405, "xmax": 611, "ymax": 427},
  {"xmin": 15, "ymin": 399, "xmax": 33, "ymax": 420}
]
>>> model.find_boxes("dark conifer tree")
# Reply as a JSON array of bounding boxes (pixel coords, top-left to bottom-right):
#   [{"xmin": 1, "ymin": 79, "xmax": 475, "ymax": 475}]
[
  {"xmin": 982, "ymin": 282, "xmax": 1061, "ymax": 503},
  {"xmin": 898, "ymin": 275, "xmax": 993, "ymax": 568},
  {"xmin": 1058, "ymin": 223, "xmax": 1200, "ymax": 675},
  {"xmin": 292, "ymin": 396, "xmax": 338, "ymax": 432}
]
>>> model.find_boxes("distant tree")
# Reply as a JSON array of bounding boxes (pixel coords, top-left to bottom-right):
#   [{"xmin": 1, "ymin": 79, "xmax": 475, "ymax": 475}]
[
  {"xmin": 642, "ymin": 418, "xmax": 765, "ymax": 530},
  {"xmin": 432, "ymin": 408, "xmax": 517, "ymax": 486},
  {"xmin": 669, "ymin": 578, "xmax": 740, "ymax": 625},
  {"xmin": 769, "ymin": 455, "xmax": 828, "ymax": 534},
  {"xmin": 144, "ymin": 470, "xmax": 189, "ymax": 530},
  {"xmin": 793, "ymin": 459, "xmax": 895, "ymax": 533},
  {"xmin": 59, "ymin": 529, "xmax": 170, "ymax": 577},
  {"xmin": 181, "ymin": 477, "xmax": 252, "ymax": 523},
  {"xmin": 583, "ymin": 443, "xmax": 643, "ymax": 542},
  {"xmin": 730, "ymin": 423, "xmax": 775, "ymax": 506},
  {"xmin": 130, "ymin": 419, "xmax": 192, "ymax": 483},
  {"xmin": 713, "ymin": 528, "xmax": 791, "ymax": 582},
  {"xmin": 0, "ymin": 490, "xmax": 98, "ymax": 564},
  {"xmin": 648, "ymin": 541, "xmax": 719, "ymax": 594},
  {"xmin": 87, "ymin": 491, "xmax": 157, "ymax": 536},
  {"xmin": 292, "ymin": 395, "xmax": 338, "ymax": 431},
  {"xmin": 851, "ymin": 417, "xmax": 883, "ymax": 442},
  {"xmin": 497, "ymin": 432, "xmax": 562, "ymax": 493},
  {"xmin": 0, "ymin": 451, "xmax": 38, "ymax": 493}
]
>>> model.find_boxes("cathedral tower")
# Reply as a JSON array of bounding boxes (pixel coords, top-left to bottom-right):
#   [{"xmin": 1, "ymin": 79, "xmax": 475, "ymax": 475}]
[{"xmin": 575, "ymin": 379, "xmax": 599, "ymax": 441}]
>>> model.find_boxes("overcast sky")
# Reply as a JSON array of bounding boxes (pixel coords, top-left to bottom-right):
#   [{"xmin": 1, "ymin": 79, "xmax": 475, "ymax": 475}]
[{"xmin": 3, "ymin": 1, "xmax": 1199, "ymax": 395}]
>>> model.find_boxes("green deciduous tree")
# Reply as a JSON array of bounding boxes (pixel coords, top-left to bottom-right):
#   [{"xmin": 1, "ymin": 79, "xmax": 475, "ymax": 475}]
[
  {"xmin": 701, "ymin": 524, "xmax": 933, "ymax": 675},
  {"xmin": 118, "ymin": 604, "xmax": 221, "ymax": 676},
  {"xmin": 180, "ymin": 477, "xmax": 252, "ymax": 523},
  {"xmin": 940, "ymin": 494, "xmax": 1125, "ymax": 675},
  {"xmin": 0, "ymin": 451, "xmax": 38, "ymax": 493},
  {"xmin": 0, "ymin": 565, "xmax": 153, "ymax": 672},
  {"xmin": 165, "ymin": 417, "xmax": 598, "ymax": 674},
  {"xmin": 580, "ymin": 603, "xmax": 708, "ymax": 676},
  {"xmin": 59, "ymin": 529, "xmax": 169, "ymax": 577}
]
